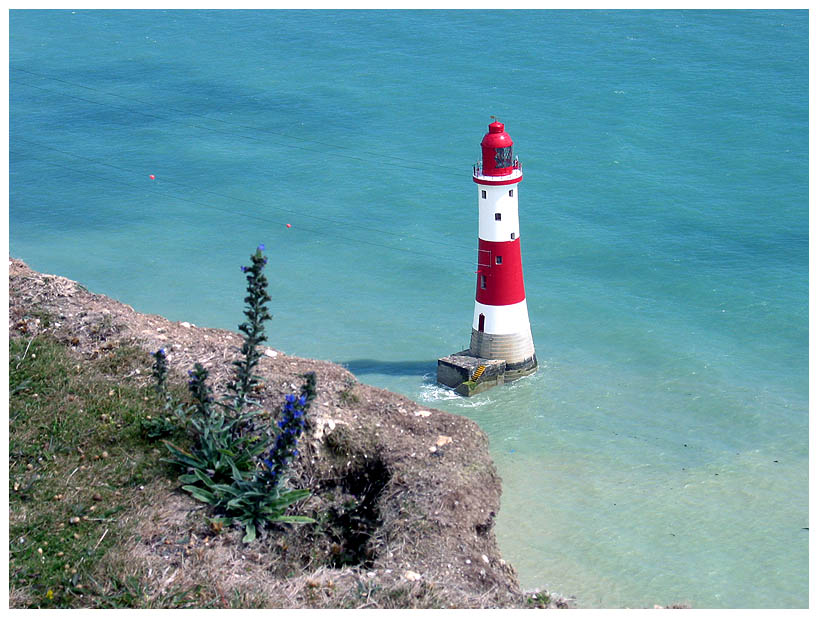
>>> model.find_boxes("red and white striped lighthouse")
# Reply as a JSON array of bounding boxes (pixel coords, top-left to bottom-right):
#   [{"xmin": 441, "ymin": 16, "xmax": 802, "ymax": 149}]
[
  {"xmin": 437, "ymin": 119, "xmax": 536, "ymax": 395},
  {"xmin": 469, "ymin": 120, "xmax": 537, "ymax": 377}
]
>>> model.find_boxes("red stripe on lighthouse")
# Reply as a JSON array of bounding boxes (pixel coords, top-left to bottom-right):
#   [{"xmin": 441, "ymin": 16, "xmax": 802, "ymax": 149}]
[{"xmin": 475, "ymin": 238, "xmax": 526, "ymax": 306}]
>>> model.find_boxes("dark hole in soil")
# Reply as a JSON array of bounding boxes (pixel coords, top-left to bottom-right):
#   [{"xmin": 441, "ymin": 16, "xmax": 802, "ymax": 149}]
[
  {"xmin": 323, "ymin": 457, "xmax": 389, "ymax": 569},
  {"xmin": 476, "ymin": 511, "xmax": 495, "ymax": 538}
]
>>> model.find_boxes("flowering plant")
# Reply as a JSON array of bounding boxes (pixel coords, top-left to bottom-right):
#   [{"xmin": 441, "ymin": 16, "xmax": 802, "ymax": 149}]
[
  {"xmin": 228, "ymin": 245, "xmax": 271, "ymax": 414},
  {"xmin": 156, "ymin": 245, "xmax": 313, "ymax": 542},
  {"xmin": 151, "ymin": 347, "xmax": 169, "ymax": 395},
  {"xmin": 263, "ymin": 376, "xmax": 314, "ymax": 487},
  {"xmin": 186, "ymin": 374, "xmax": 317, "ymax": 542},
  {"xmin": 163, "ymin": 362, "xmax": 264, "ymax": 483},
  {"xmin": 140, "ymin": 348, "xmax": 190, "ymax": 439}
]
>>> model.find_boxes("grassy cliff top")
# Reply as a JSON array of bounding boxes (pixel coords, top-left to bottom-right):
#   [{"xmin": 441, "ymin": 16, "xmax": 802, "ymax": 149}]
[{"xmin": 9, "ymin": 258, "xmax": 574, "ymax": 609}]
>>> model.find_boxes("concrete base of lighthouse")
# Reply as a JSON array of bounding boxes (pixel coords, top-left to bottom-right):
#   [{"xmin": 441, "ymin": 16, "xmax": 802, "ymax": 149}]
[{"xmin": 436, "ymin": 350, "xmax": 537, "ymax": 397}]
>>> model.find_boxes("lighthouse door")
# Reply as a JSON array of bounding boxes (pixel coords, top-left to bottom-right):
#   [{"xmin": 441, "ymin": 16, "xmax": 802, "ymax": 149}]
[{"xmin": 478, "ymin": 314, "xmax": 485, "ymax": 333}]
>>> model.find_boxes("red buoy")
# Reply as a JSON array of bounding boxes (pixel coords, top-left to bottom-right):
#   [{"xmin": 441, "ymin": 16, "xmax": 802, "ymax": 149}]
[{"xmin": 149, "ymin": 174, "xmax": 155, "ymax": 180}]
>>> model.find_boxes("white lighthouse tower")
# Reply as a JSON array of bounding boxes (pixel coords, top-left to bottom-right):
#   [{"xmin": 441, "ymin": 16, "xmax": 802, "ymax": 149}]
[{"xmin": 437, "ymin": 119, "xmax": 537, "ymax": 396}]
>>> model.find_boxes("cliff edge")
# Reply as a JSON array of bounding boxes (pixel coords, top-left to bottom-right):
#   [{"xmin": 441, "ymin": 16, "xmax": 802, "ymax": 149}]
[{"xmin": 9, "ymin": 258, "xmax": 570, "ymax": 608}]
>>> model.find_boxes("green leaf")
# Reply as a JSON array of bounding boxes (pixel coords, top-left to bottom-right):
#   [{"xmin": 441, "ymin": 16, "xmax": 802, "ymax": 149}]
[
  {"xmin": 212, "ymin": 483, "xmax": 241, "ymax": 497},
  {"xmin": 226, "ymin": 497, "xmax": 246, "ymax": 510},
  {"xmin": 193, "ymin": 468, "xmax": 216, "ymax": 488},
  {"xmin": 267, "ymin": 489, "xmax": 311, "ymax": 509},
  {"xmin": 162, "ymin": 440, "xmax": 207, "ymax": 469},
  {"xmin": 280, "ymin": 489, "xmax": 311, "ymax": 500},
  {"xmin": 272, "ymin": 515, "xmax": 316, "ymax": 524},
  {"xmin": 242, "ymin": 522, "xmax": 257, "ymax": 543},
  {"xmin": 218, "ymin": 446, "xmax": 238, "ymax": 459},
  {"xmin": 226, "ymin": 456, "xmax": 246, "ymax": 482},
  {"xmin": 182, "ymin": 485, "xmax": 217, "ymax": 505}
]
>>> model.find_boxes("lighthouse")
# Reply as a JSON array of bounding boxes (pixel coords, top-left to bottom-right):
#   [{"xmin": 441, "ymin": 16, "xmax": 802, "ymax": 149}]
[{"xmin": 437, "ymin": 120, "xmax": 537, "ymax": 396}]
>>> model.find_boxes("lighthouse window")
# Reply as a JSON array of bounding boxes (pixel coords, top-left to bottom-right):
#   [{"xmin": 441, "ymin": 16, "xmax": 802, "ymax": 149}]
[
  {"xmin": 495, "ymin": 146, "xmax": 513, "ymax": 168},
  {"xmin": 481, "ymin": 190, "xmax": 487, "ymax": 199},
  {"xmin": 495, "ymin": 213, "xmax": 501, "ymax": 221},
  {"xmin": 509, "ymin": 189, "xmax": 515, "ymax": 197},
  {"xmin": 480, "ymin": 275, "xmax": 487, "ymax": 289},
  {"xmin": 496, "ymin": 256, "xmax": 503, "ymax": 265},
  {"xmin": 511, "ymin": 232, "xmax": 516, "ymax": 240}
]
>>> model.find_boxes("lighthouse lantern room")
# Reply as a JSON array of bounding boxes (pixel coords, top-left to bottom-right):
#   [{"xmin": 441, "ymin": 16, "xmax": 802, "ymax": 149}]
[{"xmin": 437, "ymin": 120, "xmax": 537, "ymax": 396}]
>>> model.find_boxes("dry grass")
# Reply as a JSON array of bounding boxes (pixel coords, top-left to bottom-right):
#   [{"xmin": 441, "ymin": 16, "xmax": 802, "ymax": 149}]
[{"xmin": 9, "ymin": 257, "xmax": 581, "ymax": 609}]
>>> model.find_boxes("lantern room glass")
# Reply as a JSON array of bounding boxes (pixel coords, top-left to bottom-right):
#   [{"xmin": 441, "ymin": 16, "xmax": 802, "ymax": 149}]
[{"xmin": 494, "ymin": 146, "xmax": 513, "ymax": 168}]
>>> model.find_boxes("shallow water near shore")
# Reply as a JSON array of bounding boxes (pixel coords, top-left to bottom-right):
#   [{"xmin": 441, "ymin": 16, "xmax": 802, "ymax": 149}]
[{"xmin": 10, "ymin": 9, "xmax": 808, "ymax": 608}]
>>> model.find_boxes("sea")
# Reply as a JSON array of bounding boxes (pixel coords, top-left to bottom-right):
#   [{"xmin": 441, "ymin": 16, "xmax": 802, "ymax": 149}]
[{"xmin": 9, "ymin": 9, "xmax": 809, "ymax": 609}]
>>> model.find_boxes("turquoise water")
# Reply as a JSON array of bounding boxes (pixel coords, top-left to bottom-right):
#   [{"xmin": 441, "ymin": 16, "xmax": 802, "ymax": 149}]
[{"xmin": 9, "ymin": 10, "xmax": 808, "ymax": 608}]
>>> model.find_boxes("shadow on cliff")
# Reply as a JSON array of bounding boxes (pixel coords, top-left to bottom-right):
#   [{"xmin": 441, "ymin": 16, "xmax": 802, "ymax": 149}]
[{"xmin": 342, "ymin": 359, "xmax": 436, "ymax": 377}]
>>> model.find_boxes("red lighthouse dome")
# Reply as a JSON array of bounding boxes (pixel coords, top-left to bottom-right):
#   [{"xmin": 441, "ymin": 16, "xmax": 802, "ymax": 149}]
[{"xmin": 480, "ymin": 121, "xmax": 515, "ymax": 176}]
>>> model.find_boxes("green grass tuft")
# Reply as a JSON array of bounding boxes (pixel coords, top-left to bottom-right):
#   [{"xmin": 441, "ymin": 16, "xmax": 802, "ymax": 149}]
[{"xmin": 9, "ymin": 333, "xmax": 175, "ymax": 608}]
